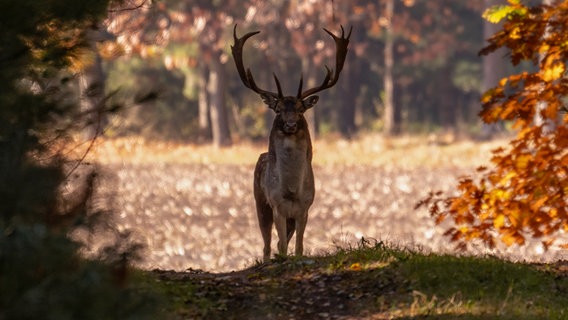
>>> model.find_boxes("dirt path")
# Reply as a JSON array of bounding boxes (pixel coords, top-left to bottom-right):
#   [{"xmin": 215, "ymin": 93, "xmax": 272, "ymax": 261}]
[
  {"xmin": 151, "ymin": 258, "xmax": 404, "ymax": 320},
  {"xmin": 149, "ymin": 255, "xmax": 568, "ymax": 319}
]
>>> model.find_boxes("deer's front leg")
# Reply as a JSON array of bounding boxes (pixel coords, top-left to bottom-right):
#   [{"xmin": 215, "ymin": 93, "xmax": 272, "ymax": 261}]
[
  {"xmin": 294, "ymin": 212, "xmax": 308, "ymax": 256},
  {"xmin": 273, "ymin": 210, "xmax": 288, "ymax": 256}
]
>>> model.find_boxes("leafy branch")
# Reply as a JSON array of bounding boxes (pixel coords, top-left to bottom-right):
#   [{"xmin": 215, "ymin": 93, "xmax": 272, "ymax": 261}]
[{"xmin": 418, "ymin": 0, "xmax": 568, "ymax": 251}]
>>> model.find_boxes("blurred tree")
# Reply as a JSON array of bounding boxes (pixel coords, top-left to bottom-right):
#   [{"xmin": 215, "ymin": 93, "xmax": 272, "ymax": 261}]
[
  {"xmin": 419, "ymin": 0, "xmax": 568, "ymax": 251},
  {"xmin": 106, "ymin": 55, "xmax": 194, "ymax": 139},
  {"xmin": 80, "ymin": 25, "xmax": 115, "ymax": 139},
  {"xmin": 383, "ymin": 0, "xmax": 396, "ymax": 136},
  {"xmin": 336, "ymin": 0, "xmax": 484, "ymax": 135},
  {"xmin": 0, "ymin": 0, "xmax": 159, "ymax": 318},
  {"xmin": 107, "ymin": 0, "xmax": 237, "ymax": 146},
  {"xmin": 103, "ymin": 0, "xmax": 489, "ymax": 141},
  {"xmin": 481, "ymin": 0, "xmax": 508, "ymax": 139}
]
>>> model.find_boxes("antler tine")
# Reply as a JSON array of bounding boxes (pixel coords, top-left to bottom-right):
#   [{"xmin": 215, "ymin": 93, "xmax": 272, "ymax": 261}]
[
  {"xmin": 273, "ymin": 73, "xmax": 283, "ymax": 98},
  {"xmin": 231, "ymin": 24, "xmax": 279, "ymax": 98},
  {"xmin": 300, "ymin": 25, "xmax": 352, "ymax": 99},
  {"xmin": 296, "ymin": 75, "xmax": 303, "ymax": 98}
]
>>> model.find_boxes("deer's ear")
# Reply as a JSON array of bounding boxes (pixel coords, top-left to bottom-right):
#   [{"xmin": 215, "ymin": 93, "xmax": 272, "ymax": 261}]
[
  {"xmin": 260, "ymin": 93, "xmax": 278, "ymax": 110},
  {"xmin": 303, "ymin": 95, "xmax": 319, "ymax": 109}
]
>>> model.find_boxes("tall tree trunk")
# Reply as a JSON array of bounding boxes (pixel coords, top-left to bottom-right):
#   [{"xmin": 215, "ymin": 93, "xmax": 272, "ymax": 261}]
[
  {"xmin": 302, "ymin": 57, "xmax": 319, "ymax": 138},
  {"xmin": 534, "ymin": 0, "xmax": 555, "ymax": 133},
  {"xmin": 208, "ymin": 51, "xmax": 232, "ymax": 147},
  {"xmin": 439, "ymin": 66, "xmax": 456, "ymax": 128},
  {"xmin": 260, "ymin": 56, "xmax": 275, "ymax": 134},
  {"xmin": 481, "ymin": 0, "xmax": 507, "ymax": 139},
  {"xmin": 79, "ymin": 27, "xmax": 109, "ymax": 140},
  {"xmin": 383, "ymin": 0, "xmax": 395, "ymax": 136},
  {"xmin": 338, "ymin": 56, "xmax": 356, "ymax": 139},
  {"xmin": 198, "ymin": 63, "xmax": 211, "ymax": 141}
]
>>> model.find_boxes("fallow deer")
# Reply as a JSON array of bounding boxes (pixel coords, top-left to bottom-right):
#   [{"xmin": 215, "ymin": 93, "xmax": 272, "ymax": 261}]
[{"xmin": 231, "ymin": 24, "xmax": 351, "ymax": 261}]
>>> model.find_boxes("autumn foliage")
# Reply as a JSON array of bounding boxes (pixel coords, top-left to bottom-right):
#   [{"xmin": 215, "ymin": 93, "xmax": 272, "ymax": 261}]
[{"xmin": 419, "ymin": 1, "xmax": 568, "ymax": 250}]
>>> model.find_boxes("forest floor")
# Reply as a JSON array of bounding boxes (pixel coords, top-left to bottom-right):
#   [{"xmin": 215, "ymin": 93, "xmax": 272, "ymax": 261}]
[
  {"xmin": 70, "ymin": 134, "xmax": 568, "ymax": 318},
  {"xmin": 142, "ymin": 241, "xmax": 568, "ymax": 319}
]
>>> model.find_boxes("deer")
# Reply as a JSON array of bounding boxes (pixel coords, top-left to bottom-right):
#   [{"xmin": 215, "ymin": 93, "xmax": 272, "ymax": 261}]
[{"xmin": 231, "ymin": 24, "xmax": 351, "ymax": 261}]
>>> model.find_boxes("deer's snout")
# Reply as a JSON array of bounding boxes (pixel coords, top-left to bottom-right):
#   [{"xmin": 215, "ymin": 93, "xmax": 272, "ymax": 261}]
[{"xmin": 284, "ymin": 121, "xmax": 298, "ymax": 133}]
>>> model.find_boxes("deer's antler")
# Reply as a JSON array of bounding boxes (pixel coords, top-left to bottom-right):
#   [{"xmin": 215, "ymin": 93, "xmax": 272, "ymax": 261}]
[
  {"xmin": 231, "ymin": 25, "xmax": 283, "ymax": 99},
  {"xmin": 299, "ymin": 25, "xmax": 352, "ymax": 99},
  {"xmin": 231, "ymin": 24, "xmax": 351, "ymax": 100}
]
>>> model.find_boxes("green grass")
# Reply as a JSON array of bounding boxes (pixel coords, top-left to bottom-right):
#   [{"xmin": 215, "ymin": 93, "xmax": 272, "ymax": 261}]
[{"xmin": 140, "ymin": 240, "xmax": 568, "ymax": 319}]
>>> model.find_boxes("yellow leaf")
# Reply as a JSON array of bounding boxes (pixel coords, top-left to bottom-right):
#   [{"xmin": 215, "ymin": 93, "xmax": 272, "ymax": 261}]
[
  {"xmin": 509, "ymin": 26, "xmax": 522, "ymax": 39},
  {"xmin": 483, "ymin": 4, "xmax": 525, "ymax": 24},
  {"xmin": 459, "ymin": 226, "xmax": 469, "ymax": 234},
  {"xmin": 515, "ymin": 154, "xmax": 531, "ymax": 170},
  {"xmin": 549, "ymin": 208, "xmax": 558, "ymax": 218},
  {"xmin": 531, "ymin": 196, "xmax": 548, "ymax": 211},
  {"xmin": 493, "ymin": 189, "xmax": 511, "ymax": 200},
  {"xmin": 499, "ymin": 171, "xmax": 517, "ymax": 185},
  {"xmin": 501, "ymin": 231, "xmax": 524, "ymax": 246},
  {"xmin": 541, "ymin": 62, "xmax": 565, "ymax": 82},
  {"xmin": 502, "ymin": 233, "xmax": 516, "ymax": 246},
  {"xmin": 494, "ymin": 214, "xmax": 506, "ymax": 229},
  {"xmin": 349, "ymin": 262, "xmax": 362, "ymax": 271}
]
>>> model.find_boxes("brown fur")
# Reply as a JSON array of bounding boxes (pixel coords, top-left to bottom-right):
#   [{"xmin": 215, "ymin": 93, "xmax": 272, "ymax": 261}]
[
  {"xmin": 254, "ymin": 106, "xmax": 315, "ymax": 261},
  {"xmin": 232, "ymin": 25, "xmax": 351, "ymax": 261}
]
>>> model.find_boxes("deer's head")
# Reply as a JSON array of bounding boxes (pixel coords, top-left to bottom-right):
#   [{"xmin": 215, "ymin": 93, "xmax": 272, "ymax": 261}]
[{"xmin": 231, "ymin": 25, "xmax": 351, "ymax": 135}]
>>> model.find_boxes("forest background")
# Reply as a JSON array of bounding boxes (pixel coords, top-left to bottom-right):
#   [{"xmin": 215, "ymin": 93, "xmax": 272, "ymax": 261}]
[{"xmin": 99, "ymin": 0, "xmax": 511, "ymax": 146}]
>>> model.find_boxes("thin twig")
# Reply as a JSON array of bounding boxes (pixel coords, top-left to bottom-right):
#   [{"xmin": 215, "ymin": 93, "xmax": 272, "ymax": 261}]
[{"xmin": 108, "ymin": 0, "xmax": 150, "ymax": 13}]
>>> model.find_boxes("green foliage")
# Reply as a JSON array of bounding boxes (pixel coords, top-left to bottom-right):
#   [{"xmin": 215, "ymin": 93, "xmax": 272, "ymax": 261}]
[
  {"xmin": 482, "ymin": 1, "xmax": 528, "ymax": 24},
  {"xmin": 105, "ymin": 1, "xmax": 486, "ymax": 140},
  {"xmin": 106, "ymin": 57, "xmax": 198, "ymax": 140}
]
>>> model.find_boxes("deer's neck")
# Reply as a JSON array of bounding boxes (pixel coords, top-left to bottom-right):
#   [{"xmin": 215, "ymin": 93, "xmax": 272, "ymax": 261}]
[{"xmin": 268, "ymin": 122, "xmax": 312, "ymax": 197}]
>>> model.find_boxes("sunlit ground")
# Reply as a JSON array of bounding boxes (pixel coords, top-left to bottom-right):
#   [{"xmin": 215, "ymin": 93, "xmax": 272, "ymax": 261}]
[
  {"xmin": 87, "ymin": 134, "xmax": 500, "ymax": 167},
  {"xmin": 69, "ymin": 135, "xmax": 567, "ymax": 272}
]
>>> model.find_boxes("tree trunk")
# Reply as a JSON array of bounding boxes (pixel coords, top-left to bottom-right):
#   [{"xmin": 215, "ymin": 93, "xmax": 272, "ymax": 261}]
[
  {"xmin": 534, "ymin": 0, "xmax": 555, "ymax": 133},
  {"xmin": 481, "ymin": 0, "xmax": 507, "ymax": 139},
  {"xmin": 260, "ymin": 56, "xmax": 275, "ymax": 134},
  {"xmin": 79, "ymin": 27, "xmax": 109, "ymax": 140},
  {"xmin": 383, "ymin": 0, "xmax": 395, "ymax": 136},
  {"xmin": 302, "ymin": 57, "xmax": 319, "ymax": 138},
  {"xmin": 338, "ymin": 55, "xmax": 356, "ymax": 139},
  {"xmin": 208, "ymin": 51, "xmax": 232, "ymax": 147},
  {"xmin": 198, "ymin": 63, "xmax": 211, "ymax": 141},
  {"xmin": 439, "ymin": 66, "xmax": 456, "ymax": 128}
]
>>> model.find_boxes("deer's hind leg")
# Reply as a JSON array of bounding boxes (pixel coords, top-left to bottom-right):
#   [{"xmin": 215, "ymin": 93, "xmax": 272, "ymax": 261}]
[
  {"xmin": 294, "ymin": 212, "xmax": 308, "ymax": 257},
  {"xmin": 254, "ymin": 153, "xmax": 273, "ymax": 261},
  {"xmin": 256, "ymin": 199, "xmax": 273, "ymax": 261},
  {"xmin": 286, "ymin": 218, "xmax": 295, "ymax": 245}
]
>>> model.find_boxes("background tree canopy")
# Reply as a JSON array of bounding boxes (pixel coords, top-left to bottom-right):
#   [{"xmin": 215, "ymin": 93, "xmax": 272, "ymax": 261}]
[{"xmin": 103, "ymin": 0, "xmax": 489, "ymax": 144}]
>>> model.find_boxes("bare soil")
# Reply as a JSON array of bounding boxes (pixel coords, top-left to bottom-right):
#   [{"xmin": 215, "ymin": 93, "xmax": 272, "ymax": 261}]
[
  {"xmin": 76, "ymin": 137, "xmax": 567, "ymax": 272},
  {"xmin": 93, "ymin": 164, "xmax": 564, "ymax": 273}
]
